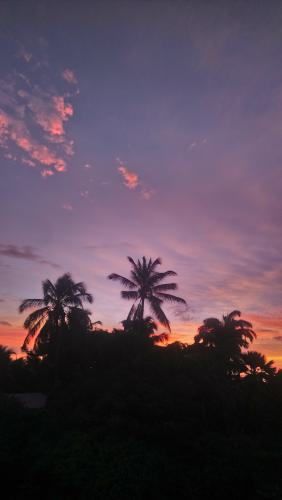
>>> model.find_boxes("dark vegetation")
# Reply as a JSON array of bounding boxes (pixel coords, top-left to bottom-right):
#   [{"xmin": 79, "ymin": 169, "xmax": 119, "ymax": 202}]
[{"xmin": 1, "ymin": 257, "xmax": 282, "ymax": 499}]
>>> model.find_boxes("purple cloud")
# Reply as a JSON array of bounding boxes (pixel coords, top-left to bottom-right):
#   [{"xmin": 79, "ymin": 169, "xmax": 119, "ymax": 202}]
[{"xmin": 0, "ymin": 244, "xmax": 60, "ymax": 269}]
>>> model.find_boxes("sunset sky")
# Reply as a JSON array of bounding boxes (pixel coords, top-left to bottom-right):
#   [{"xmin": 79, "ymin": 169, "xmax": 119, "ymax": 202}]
[{"xmin": 0, "ymin": 1, "xmax": 281, "ymax": 366}]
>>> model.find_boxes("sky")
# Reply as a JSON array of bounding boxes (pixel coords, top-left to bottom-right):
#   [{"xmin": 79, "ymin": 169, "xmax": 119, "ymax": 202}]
[{"xmin": 0, "ymin": 0, "xmax": 281, "ymax": 366}]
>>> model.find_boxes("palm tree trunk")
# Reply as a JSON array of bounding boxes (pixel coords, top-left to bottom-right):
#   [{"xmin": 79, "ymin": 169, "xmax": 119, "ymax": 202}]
[{"xmin": 141, "ymin": 298, "xmax": 145, "ymax": 320}]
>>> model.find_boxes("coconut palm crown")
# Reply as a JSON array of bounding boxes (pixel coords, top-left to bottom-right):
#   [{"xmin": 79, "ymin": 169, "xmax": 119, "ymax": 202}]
[
  {"xmin": 108, "ymin": 256, "xmax": 186, "ymax": 330},
  {"xmin": 19, "ymin": 273, "xmax": 93, "ymax": 352},
  {"xmin": 194, "ymin": 310, "xmax": 256, "ymax": 355}
]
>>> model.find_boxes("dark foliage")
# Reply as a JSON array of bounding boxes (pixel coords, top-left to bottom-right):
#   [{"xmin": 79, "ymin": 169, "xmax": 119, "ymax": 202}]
[{"xmin": 1, "ymin": 270, "xmax": 282, "ymax": 499}]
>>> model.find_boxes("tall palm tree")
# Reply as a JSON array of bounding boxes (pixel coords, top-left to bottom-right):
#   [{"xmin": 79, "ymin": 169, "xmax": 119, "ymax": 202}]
[
  {"xmin": 19, "ymin": 273, "xmax": 93, "ymax": 353},
  {"xmin": 241, "ymin": 351, "xmax": 276, "ymax": 382},
  {"xmin": 108, "ymin": 256, "xmax": 186, "ymax": 330},
  {"xmin": 194, "ymin": 310, "xmax": 256, "ymax": 356}
]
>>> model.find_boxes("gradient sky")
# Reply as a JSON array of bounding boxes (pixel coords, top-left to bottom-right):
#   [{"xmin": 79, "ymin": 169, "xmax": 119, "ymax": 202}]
[{"xmin": 0, "ymin": 1, "xmax": 281, "ymax": 366}]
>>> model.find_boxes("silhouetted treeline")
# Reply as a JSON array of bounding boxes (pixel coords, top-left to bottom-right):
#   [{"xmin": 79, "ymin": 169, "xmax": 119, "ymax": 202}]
[{"xmin": 0, "ymin": 267, "xmax": 282, "ymax": 499}]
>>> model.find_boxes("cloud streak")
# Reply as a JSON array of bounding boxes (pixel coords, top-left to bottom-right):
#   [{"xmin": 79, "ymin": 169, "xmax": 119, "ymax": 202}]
[
  {"xmin": 0, "ymin": 244, "xmax": 60, "ymax": 269},
  {"xmin": 116, "ymin": 158, "xmax": 155, "ymax": 199}
]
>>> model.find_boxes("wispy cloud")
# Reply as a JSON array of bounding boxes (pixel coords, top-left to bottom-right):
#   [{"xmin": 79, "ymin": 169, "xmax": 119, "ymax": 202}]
[
  {"xmin": 62, "ymin": 202, "xmax": 73, "ymax": 211},
  {"xmin": 0, "ymin": 321, "xmax": 11, "ymax": 326},
  {"xmin": 0, "ymin": 244, "xmax": 60, "ymax": 269},
  {"xmin": 62, "ymin": 68, "xmax": 77, "ymax": 85},
  {"xmin": 141, "ymin": 187, "xmax": 155, "ymax": 200},
  {"xmin": 116, "ymin": 158, "xmax": 154, "ymax": 199},
  {"xmin": 41, "ymin": 168, "xmax": 54, "ymax": 177}
]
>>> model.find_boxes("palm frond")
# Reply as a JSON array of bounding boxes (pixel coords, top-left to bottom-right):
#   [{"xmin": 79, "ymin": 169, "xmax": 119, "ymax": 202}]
[
  {"xmin": 152, "ymin": 283, "xmax": 177, "ymax": 292},
  {"xmin": 72, "ymin": 282, "xmax": 93, "ymax": 303},
  {"xmin": 24, "ymin": 314, "xmax": 49, "ymax": 340},
  {"xmin": 134, "ymin": 301, "xmax": 144, "ymax": 321},
  {"xmin": 108, "ymin": 273, "xmax": 136, "ymax": 289},
  {"xmin": 127, "ymin": 256, "xmax": 139, "ymax": 272},
  {"xmin": 151, "ymin": 332, "xmax": 169, "ymax": 344},
  {"xmin": 149, "ymin": 297, "xmax": 171, "ymax": 331},
  {"xmin": 202, "ymin": 318, "xmax": 222, "ymax": 329},
  {"xmin": 82, "ymin": 292, "xmax": 93, "ymax": 303},
  {"xmin": 22, "ymin": 317, "xmax": 48, "ymax": 351},
  {"xmin": 236, "ymin": 319, "xmax": 254, "ymax": 330},
  {"xmin": 130, "ymin": 270, "xmax": 140, "ymax": 284},
  {"xmin": 42, "ymin": 279, "xmax": 56, "ymax": 299},
  {"xmin": 224, "ymin": 310, "xmax": 241, "ymax": 322},
  {"xmin": 121, "ymin": 290, "xmax": 139, "ymax": 300},
  {"xmin": 127, "ymin": 302, "xmax": 137, "ymax": 320},
  {"xmin": 149, "ymin": 270, "xmax": 177, "ymax": 286},
  {"xmin": 154, "ymin": 292, "xmax": 186, "ymax": 304},
  {"xmin": 150, "ymin": 257, "xmax": 162, "ymax": 271},
  {"xmin": 23, "ymin": 307, "xmax": 49, "ymax": 329},
  {"xmin": 19, "ymin": 298, "xmax": 46, "ymax": 313},
  {"xmin": 33, "ymin": 317, "xmax": 55, "ymax": 349}
]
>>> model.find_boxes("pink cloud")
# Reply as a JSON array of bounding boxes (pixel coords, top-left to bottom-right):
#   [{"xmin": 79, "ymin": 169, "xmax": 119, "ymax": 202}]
[
  {"xmin": 0, "ymin": 112, "xmax": 9, "ymax": 145},
  {"xmin": 62, "ymin": 202, "xmax": 73, "ymax": 211},
  {"xmin": 62, "ymin": 68, "xmax": 77, "ymax": 84},
  {"xmin": 116, "ymin": 158, "xmax": 154, "ymax": 198},
  {"xmin": 63, "ymin": 140, "xmax": 74, "ymax": 156},
  {"xmin": 22, "ymin": 157, "xmax": 36, "ymax": 167},
  {"xmin": 52, "ymin": 96, "xmax": 73, "ymax": 121},
  {"xmin": 141, "ymin": 188, "xmax": 155, "ymax": 200},
  {"xmin": 41, "ymin": 169, "xmax": 54, "ymax": 178},
  {"xmin": 118, "ymin": 165, "xmax": 139, "ymax": 189},
  {"xmin": 0, "ymin": 109, "xmax": 67, "ymax": 172},
  {"xmin": 18, "ymin": 90, "xmax": 73, "ymax": 137},
  {"xmin": 0, "ymin": 66, "xmax": 76, "ymax": 175}
]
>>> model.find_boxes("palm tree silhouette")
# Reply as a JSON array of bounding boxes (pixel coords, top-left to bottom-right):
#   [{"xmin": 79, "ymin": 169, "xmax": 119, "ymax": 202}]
[
  {"xmin": 194, "ymin": 310, "xmax": 256, "ymax": 356},
  {"xmin": 122, "ymin": 316, "xmax": 169, "ymax": 344},
  {"xmin": 19, "ymin": 273, "xmax": 93, "ymax": 353},
  {"xmin": 108, "ymin": 256, "xmax": 186, "ymax": 330},
  {"xmin": 241, "ymin": 351, "xmax": 276, "ymax": 381}
]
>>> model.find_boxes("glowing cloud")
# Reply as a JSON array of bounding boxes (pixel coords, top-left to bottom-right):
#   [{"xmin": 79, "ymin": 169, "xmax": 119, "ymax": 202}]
[
  {"xmin": 118, "ymin": 165, "xmax": 139, "ymax": 189},
  {"xmin": 0, "ymin": 55, "xmax": 76, "ymax": 176},
  {"xmin": 41, "ymin": 169, "xmax": 54, "ymax": 178},
  {"xmin": 116, "ymin": 158, "xmax": 139, "ymax": 189},
  {"xmin": 18, "ymin": 90, "xmax": 73, "ymax": 137}
]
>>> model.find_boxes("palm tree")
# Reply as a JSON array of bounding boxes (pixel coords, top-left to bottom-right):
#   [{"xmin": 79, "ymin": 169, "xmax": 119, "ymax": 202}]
[
  {"xmin": 108, "ymin": 256, "xmax": 186, "ymax": 330},
  {"xmin": 19, "ymin": 273, "xmax": 93, "ymax": 353},
  {"xmin": 194, "ymin": 310, "xmax": 256, "ymax": 354},
  {"xmin": 241, "ymin": 351, "xmax": 276, "ymax": 382},
  {"xmin": 122, "ymin": 316, "xmax": 169, "ymax": 344}
]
